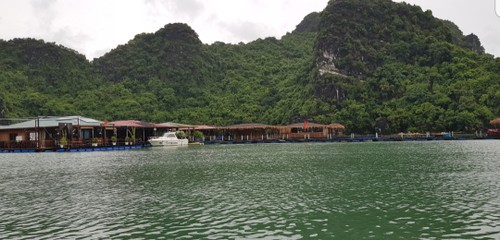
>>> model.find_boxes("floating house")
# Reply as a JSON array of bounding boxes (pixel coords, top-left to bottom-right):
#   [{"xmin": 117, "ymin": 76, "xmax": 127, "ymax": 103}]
[
  {"xmin": 185, "ymin": 125, "xmax": 218, "ymax": 142},
  {"xmin": 0, "ymin": 116, "xmax": 103, "ymax": 151},
  {"xmin": 221, "ymin": 123, "xmax": 280, "ymax": 142},
  {"xmin": 183, "ymin": 122, "xmax": 345, "ymax": 143},
  {"xmin": 279, "ymin": 122, "xmax": 345, "ymax": 140},
  {"xmin": 108, "ymin": 120, "xmax": 158, "ymax": 145}
]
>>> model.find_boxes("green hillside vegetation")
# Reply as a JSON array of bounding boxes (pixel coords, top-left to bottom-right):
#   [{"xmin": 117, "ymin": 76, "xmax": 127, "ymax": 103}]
[
  {"xmin": 310, "ymin": 0, "xmax": 499, "ymax": 133},
  {"xmin": 0, "ymin": 0, "xmax": 498, "ymax": 134},
  {"xmin": 0, "ymin": 38, "xmax": 100, "ymax": 117}
]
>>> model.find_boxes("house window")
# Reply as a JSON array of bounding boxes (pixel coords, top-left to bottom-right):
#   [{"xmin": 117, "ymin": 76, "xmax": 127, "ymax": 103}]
[
  {"xmin": 29, "ymin": 132, "xmax": 37, "ymax": 141},
  {"xmin": 81, "ymin": 129, "xmax": 91, "ymax": 140},
  {"xmin": 9, "ymin": 133, "xmax": 17, "ymax": 141}
]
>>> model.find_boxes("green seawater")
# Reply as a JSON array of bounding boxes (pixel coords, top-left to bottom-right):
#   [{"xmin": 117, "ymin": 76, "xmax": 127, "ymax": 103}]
[{"xmin": 0, "ymin": 141, "xmax": 499, "ymax": 239}]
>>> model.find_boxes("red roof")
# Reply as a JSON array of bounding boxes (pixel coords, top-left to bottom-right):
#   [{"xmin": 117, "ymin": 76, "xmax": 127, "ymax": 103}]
[
  {"xmin": 283, "ymin": 122, "xmax": 344, "ymax": 129},
  {"xmin": 109, "ymin": 120, "xmax": 156, "ymax": 128},
  {"xmin": 222, "ymin": 123, "xmax": 276, "ymax": 130},
  {"xmin": 328, "ymin": 123, "xmax": 345, "ymax": 129},
  {"xmin": 286, "ymin": 122, "xmax": 326, "ymax": 128},
  {"xmin": 193, "ymin": 125, "xmax": 218, "ymax": 130},
  {"xmin": 491, "ymin": 118, "xmax": 500, "ymax": 126},
  {"xmin": 157, "ymin": 122, "xmax": 195, "ymax": 128}
]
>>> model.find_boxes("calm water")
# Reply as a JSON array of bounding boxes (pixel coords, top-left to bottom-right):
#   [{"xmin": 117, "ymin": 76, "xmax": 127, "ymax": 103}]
[{"xmin": 0, "ymin": 141, "xmax": 499, "ymax": 239}]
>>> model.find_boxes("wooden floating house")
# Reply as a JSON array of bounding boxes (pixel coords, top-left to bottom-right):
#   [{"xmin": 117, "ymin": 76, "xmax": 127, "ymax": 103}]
[
  {"xmin": 184, "ymin": 122, "xmax": 345, "ymax": 143},
  {"xmin": 0, "ymin": 116, "xmax": 149, "ymax": 152},
  {"xmin": 108, "ymin": 120, "xmax": 159, "ymax": 145},
  {"xmin": 280, "ymin": 123, "xmax": 345, "ymax": 140},
  {"xmin": 218, "ymin": 123, "xmax": 279, "ymax": 142},
  {"xmin": 0, "ymin": 116, "xmax": 346, "ymax": 151}
]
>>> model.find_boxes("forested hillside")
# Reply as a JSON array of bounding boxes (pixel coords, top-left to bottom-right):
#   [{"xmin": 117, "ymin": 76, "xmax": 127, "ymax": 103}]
[
  {"xmin": 0, "ymin": 0, "xmax": 498, "ymax": 134},
  {"xmin": 309, "ymin": 0, "xmax": 499, "ymax": 133}
]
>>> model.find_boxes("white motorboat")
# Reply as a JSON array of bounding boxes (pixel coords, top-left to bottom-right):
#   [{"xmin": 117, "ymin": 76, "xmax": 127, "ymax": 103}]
[{"xmin": 149, "ymin": 132, "xmax": 189, "ymax": 146}]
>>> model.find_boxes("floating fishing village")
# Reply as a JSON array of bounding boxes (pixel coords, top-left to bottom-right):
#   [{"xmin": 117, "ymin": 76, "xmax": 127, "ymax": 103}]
[{"xmin": 0, "ymin": 116, "xmax": 498, "ymax": 153}]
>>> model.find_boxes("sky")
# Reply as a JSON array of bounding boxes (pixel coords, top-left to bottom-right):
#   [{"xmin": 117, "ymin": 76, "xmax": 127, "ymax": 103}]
[{"xmin": 0, "ymin": 0, "xmax": 499, "ymax": 60}]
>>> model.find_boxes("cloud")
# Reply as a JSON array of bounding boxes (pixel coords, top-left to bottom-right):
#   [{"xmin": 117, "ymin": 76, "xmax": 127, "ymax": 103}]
[
  {"xmin": 142, "ymin": 0, "xmax": 205, "ymax": 21},
  {"xmin": 218, "ymin": 20, "xmax": 275, "ymax": 43},
  {"xmin": 172, "ymin": 0, "xmax": 204, "ymax": 19},
  {"xmin": 482, "ymin": 25, "xmax": 500, "ymax": 57},
  {"xmin": 51, "ymin": 27, "xmax": 92, "ymax": 52},
  {"xmin": 497, "ymin": 0, "xmax": 500, "ymax": 17},
  {"xmin": 30, "ymin": 0, "xmax": 58, "ymax": 31},
  {"xmin": 2, "ymin": 0, "xmax": 498, "ymax": 60},
  {"xmin": 91, "ymin": 48, "xmax": 112, "ymax": 60}
]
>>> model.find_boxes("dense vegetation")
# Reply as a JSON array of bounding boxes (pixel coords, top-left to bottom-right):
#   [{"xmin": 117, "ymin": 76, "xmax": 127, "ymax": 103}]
[
  {"xmin": 311, "ymin": 0, "xmax": 499, "ymax": 133},
  {"xmin": 0, "ymin": 0, "xmax": 498, "ymax": 134}
]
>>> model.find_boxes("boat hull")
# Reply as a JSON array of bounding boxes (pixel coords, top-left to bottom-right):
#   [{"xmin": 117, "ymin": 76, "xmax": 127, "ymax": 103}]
[{"xmin": 149, "ymin": 139, "xmax": 189, "ymax": 147}]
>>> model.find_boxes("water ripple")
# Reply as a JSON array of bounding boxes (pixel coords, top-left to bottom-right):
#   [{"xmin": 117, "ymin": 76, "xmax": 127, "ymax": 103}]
[{"xmin": 0, "ymin": 141, "xmax": 499, "ymax": 239}]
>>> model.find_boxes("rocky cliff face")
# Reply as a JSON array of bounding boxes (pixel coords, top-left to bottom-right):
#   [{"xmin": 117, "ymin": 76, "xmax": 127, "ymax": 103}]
[{"xmin": 310, "ymin": 0, "xmax": 484, "ymax": 102}]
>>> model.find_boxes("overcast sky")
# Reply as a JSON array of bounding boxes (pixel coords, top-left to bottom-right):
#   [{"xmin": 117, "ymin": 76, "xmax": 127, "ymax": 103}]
[{"xmin": 0, "ymin": 0, "xmax": 499, "ymax": 60}]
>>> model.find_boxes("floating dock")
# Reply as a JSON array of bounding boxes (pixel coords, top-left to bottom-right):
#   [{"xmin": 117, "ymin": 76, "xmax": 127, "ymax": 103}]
[{"xmin": 0, "ymin": 145, "xmax": 148, "ymax": 153}]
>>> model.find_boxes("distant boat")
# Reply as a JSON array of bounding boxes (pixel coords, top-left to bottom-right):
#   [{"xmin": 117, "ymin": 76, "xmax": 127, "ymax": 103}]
[{"xmin": 149, "ymin": 132, "xmax": 189, "ymax": 146}]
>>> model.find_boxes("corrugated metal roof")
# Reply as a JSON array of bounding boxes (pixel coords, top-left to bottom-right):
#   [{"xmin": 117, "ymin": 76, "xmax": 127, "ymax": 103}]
[
  {"xmin": 192, "ymin": 125, "xmax": 218, "ymax": 130},
  {"xmin": 327, "ymin": 123, "xmax": 345, "ymax": 129},
  {"xmin": 157, "ymin": 122, "xmax": 195, "ymax": 128},
  {"xmin": 285, "ymin": 122, "xmax": 345, "ymax": 129},
  {"xmin": 222, "ymin": 123, "xmax": 276, "ymax": 130},
  {"xmin": 286, "ymin": 122, "xmax": 326, "ymax": 128},
  {"xmin": 109, "ymin": 120, "xmax": 156, "ymax": 128},
  {"xmin": 0, "ymin": 116, "xmax": 102, "ymax": 130}
]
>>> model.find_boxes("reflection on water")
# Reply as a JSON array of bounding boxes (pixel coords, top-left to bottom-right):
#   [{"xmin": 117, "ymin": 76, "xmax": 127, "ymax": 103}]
[{"xmin": 0, "ymin": 141, "xmax": 499, "ymax": 239}]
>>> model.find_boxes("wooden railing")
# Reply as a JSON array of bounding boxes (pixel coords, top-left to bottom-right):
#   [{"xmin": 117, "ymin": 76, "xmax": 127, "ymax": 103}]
[{"xmin": 287, "ymin": 132, "xmax": 327, "ymax": 140}]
